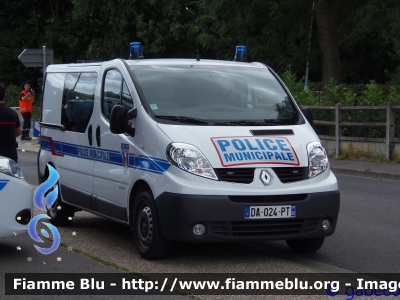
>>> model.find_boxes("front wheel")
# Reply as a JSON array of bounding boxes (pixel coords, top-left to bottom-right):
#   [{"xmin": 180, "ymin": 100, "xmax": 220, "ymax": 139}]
[
  {"xmin": 133, "ymin": 191, "xmax": 172, "ymax": 260},
  {"xmin": 286, "ymin": 237, "xmax": 325, "ymax": 253}
]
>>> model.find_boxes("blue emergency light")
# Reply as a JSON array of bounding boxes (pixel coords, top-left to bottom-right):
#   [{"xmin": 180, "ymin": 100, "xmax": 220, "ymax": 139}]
[
  {"xmin": 233, "ymin": 45, "xmax": 247, "ymax": 62},
  {"xmin": 129, "ymin": 42, "xmax": 144, "ymax": 59}
]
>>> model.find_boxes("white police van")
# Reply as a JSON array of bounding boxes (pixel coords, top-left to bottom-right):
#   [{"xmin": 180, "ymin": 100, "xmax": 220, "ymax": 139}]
[{"xmin": 38, "ymin": 43, "xmax": 340, "ymax": 259}]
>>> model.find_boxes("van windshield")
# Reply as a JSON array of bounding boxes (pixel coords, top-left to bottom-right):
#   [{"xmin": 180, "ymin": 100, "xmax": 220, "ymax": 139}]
[{"xmin": 130, "ymin": 65, "xmax": 299, "ymax": 126}]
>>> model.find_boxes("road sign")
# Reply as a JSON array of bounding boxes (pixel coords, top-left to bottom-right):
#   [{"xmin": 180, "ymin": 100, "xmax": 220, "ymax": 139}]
[{"xmin": 18, "ymin": 48, "xmax": 53, "ymax": 67}]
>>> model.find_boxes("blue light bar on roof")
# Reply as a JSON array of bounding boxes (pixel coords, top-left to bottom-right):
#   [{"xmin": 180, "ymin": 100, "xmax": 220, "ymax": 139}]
[
  {"xmin": 233, "ymin": 45, "xmax": 247, "ymax": 62},
  {"xmin": 129, "ymin": 42, "xmax": 144, "ymax": 60}
]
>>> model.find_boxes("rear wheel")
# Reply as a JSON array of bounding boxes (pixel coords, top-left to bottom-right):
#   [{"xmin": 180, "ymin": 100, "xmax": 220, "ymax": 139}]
[
  {"xmin": 46, "ymin": 191, "xmax": 75, "ymax": 226},
  {"xmin": 43, "ymin": 166, "xmax": 75, "ymax": 226},
  {"xmin": 133, "ymin": 191, "xmax": 172, "ymax": 260},
  {"xmin": 286, "ymin": 237, "xmax": 325, "ymax": 253}
]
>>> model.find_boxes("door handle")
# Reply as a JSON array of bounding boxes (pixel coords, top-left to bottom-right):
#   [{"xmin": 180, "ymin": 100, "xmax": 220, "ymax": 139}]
[
  {"xmin": 88, "ymin": 125, "xmax": 92, "ymax": 146},
  {"xmin": 96, "ymin": 126, "xmax": 101, "ymax": 147}
]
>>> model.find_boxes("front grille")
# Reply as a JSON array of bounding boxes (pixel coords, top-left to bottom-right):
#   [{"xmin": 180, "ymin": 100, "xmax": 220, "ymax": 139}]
[
  {"xmin": 304, "ymin": 218, "xmax": 319, "ymax": 233},
  {"xmin": 208, "ymin": 222, "xmax": 229, "ymax": 236},
  {"xmin": 229, "ymin": 194, "xmax": 308, "ymax": 204},
  {"xmin": 214, "ymin": 167, "xmax": 308, "ymax": 184},
  {"xmin": 214, "ymin": 168, "xmax": 255, "ymax": 184},
  {"xmin": 208, "ymin": 218, "xmax": 319, "ymax": 237},
  {"xmin": 272, "ymin": 167, "xmax": 308, "ymax": 183}
]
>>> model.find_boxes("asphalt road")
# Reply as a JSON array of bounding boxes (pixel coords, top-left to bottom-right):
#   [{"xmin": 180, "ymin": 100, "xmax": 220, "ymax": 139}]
[
  {"xmin": 3, "ymin": 151, "xmax": 400, "ymax": 299},
  {"xmin": 261, "ymin": 174, "xmax": 400, "ymax": 273},
  {"xmin": 16, "ymin": 151, "xmax": 400, "ymax": 273}
]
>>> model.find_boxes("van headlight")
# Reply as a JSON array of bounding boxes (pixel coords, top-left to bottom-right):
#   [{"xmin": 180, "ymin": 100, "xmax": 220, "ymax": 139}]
[
  {"xmin": 166, "ymin": 143, "xmax": 218, "ymax": 180},
  {"xmin": 307, "ymin": 142, "xmax": 328, "ymax": 178},
  {"xmin": 0, "ymin": 156, "xmax": 24, "ymax": 178}
]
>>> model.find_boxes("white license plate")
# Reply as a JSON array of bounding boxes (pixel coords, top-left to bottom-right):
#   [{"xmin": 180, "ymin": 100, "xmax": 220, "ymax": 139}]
[{"xmin": 244, "ymin": 205, "xmax": 296, "ymax": 219}]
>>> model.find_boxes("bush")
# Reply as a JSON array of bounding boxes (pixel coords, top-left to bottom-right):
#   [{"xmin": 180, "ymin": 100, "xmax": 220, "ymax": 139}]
[
  {"xmin": 280, "ymin": 69, "xmax": 321, "ymax": 106},
  {"xmin": 5, "ymin": 85, "xmax": 20, "ymax": 107},
  {"xmin": 388, "ymin": 85, "xmax": 400, "ymax": 105},
  {"xmin": 360, "ymin": 80, "xmax": 384, "ymax": 106}
]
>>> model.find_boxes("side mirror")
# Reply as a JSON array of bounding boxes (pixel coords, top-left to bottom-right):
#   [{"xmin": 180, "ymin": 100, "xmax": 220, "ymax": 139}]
[
  {"xmin": 300, "ymin": 107, "xmax": 314, "ymax": 127},
  {"xmin": 110, "ymin": 105, "xmax": 137, "ymax": 136},
  {"xmin": 127, "ymin": 108, "xmax": 137, "ymax": 118}
]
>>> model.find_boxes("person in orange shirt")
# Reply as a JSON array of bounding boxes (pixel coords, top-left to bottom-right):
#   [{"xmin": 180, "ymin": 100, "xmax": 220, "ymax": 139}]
[{"xmin": 19, "ymin": 82, "xmax": 34, "ymax": 140}]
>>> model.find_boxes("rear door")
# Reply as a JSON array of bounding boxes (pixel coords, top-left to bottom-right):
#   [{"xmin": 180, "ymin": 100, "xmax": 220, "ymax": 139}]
[{"xmin": 58, "ymin": 71, "xmax": 98, "ymax": 210}]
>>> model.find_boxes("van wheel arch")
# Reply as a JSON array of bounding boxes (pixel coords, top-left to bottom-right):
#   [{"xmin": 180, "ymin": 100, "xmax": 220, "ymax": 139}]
[
  {"xmin": 43, "ymin": 163, "xmax": 75, "ymax": 226},
  {"xmin": 128, "ymin": 180, "xmax": 152, "ymax": 229},
  {"xmin": 43, "ymin": 162, "xmax": 56, "ymax": 182}
]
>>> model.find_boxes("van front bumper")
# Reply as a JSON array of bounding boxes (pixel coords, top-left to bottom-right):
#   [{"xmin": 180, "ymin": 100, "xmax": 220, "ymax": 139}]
[{"xmin": 155, "ymin": 190, "xmax": 340, "ymax": 242}]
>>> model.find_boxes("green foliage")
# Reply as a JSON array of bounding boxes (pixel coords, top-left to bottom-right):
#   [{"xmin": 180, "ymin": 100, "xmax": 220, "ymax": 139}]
[
  {"xmin": 338, "ymin": 0, "xmax": 400, "ymax": 83},
  {"xmin": 360, "ymin": 81, "xmax": 384, "ymax": 106},
  {"xmin": 370, "ymin": 155, "xmax": 387, "ymax": 163},
  {"xmin": 387, "ymin": 86, "xmax": 400, "ymax": 105},
  {"xmin": 325, "ymin": 79, "xmax": 343, "ymax": 105},
  {"xmin": 199, "ymin": 0, "xmax": 315, "ymax": 75},
  {"xmin": 32, "ymin": 103, "xmax": 41, "ymax": 120},
  {"xmin": 1, "ymin": 0, "xmax": 400, "ymax": 86},
  {"xmin": 5, "ymin": 85, "xmax": 20, "ymax": 107},
  {"xmin": 1, "ymin": 0, "xmax": 400, "ymax": 123},
  {"xmin": 338, "ymin": 152, "xmax": 350, "ymax": 160},
  {"xmin": 283, "ymin": 69, "xmax": 400, "ymax": 139},
  {"xmin": 280, "ymin": 69, "xmax": 320, "ymax": 106}
]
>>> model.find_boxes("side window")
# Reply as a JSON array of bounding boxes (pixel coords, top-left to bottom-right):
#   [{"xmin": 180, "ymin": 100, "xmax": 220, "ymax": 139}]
[
  {"xmin": 42, "ymin": 73, "xmax": 66, "ymax": 124},
  {"xmin": 61, "ymin": 72, "xmax": 97, "ymax": 133},
  {"xmin": 102, "ymin": 69, "xmax": 134, "ymax": 120}
]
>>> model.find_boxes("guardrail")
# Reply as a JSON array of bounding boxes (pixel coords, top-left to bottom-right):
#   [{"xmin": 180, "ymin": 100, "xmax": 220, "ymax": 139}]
[{"xmin": 308, "ymin": 103, "xmax": 400, "ymax": 160}]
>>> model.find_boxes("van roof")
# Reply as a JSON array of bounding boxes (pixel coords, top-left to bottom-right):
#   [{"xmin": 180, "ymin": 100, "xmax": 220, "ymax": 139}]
[
  {"xmin": 46, "ymin": 58, "xmax": 267, "ymax": 72},
  {"xmin": 125, "ymin": 58, "xmax": 266, "ymax": 69}
]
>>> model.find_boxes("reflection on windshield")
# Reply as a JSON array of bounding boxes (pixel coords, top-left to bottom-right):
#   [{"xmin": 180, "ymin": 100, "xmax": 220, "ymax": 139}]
[{"xmin": 132, "ymin": 66, "xmax": 298, "ymax": 125}]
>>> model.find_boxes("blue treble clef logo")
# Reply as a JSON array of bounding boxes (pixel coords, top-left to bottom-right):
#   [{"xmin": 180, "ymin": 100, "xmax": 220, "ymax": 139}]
[{"xmin": 28, "ymin": 164, "xmax": 61, "ymax": 255}]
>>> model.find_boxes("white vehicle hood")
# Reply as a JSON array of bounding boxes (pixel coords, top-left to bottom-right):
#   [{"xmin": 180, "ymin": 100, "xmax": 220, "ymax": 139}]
[{"xmin": 157, "ymin": 124, "xmax": 318, "ymax": 168}]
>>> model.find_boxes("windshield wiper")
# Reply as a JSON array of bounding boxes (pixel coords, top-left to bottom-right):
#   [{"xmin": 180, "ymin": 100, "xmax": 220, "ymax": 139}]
[
  {"xmin": 213, "ymin": 120, "xmax": 279, "ymax": 126},
  {"xmin": 154, "ymin": 115, "xmax": 210, "ymax": 125}
]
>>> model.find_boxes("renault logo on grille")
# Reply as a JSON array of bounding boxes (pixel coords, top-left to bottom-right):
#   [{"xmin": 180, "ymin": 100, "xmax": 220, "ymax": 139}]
[{"xmin": 260, "ymin": 170, "xmax": 271, "ymax": 185}]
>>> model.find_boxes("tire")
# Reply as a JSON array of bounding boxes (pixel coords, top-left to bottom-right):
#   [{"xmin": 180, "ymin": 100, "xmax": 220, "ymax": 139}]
[
  {"xmin": 133, "ymin": 191, "xmax": 172, "ymax": 260},
  {"xmin": 46, "ymin": 183, "xmax": 75, "ymax": 226},
  {"xmin": 286, "ymin": 237, "xmax": 325, "ymax": 253}
]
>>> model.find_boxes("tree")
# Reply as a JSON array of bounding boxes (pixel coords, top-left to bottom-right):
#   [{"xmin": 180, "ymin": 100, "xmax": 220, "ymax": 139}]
[
  {"xmin": 1, "ymin": 0, "xmax": 400, "ymax": 87},
  {"xmin": 198, "ymin": 0, "xmax": 316, "ymax": 75},
  {"xmin": 314, "ymin": 0, "xmax": 342, "ymax": 88}
]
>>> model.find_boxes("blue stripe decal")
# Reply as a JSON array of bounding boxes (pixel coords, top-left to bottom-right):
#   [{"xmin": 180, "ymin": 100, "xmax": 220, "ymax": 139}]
[
  {"xmin": 135, "ymin": 156, "xmax": 170, "ymax": 173},
  {"xmin": 41, "ymin": 140, "xmax": 170, "ymax": 174},
  {"xmin": 0, "ymin": 180, "xmax": 9, "ymax": 191}
]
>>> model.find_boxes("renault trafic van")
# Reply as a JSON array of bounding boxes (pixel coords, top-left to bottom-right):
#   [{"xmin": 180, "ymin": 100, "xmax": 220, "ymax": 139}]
[{"xmin": 38, "ymin": 44, "xmax": 340, "ymax": 259}]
